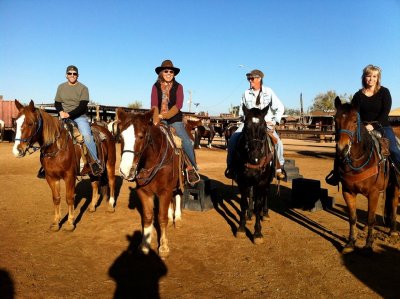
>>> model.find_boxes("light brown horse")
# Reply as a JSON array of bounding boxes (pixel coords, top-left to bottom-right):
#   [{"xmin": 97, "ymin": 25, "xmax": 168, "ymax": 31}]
[
  {"xmin": 12, "ymin": 100, "xmax": 116, "ymax": 231},
  {"xmin": 116, "ymin": 107, "xmax": 183, "ymax": 258},
  {"xmin": 334, "ymin": 97, "xmax": 398, "ymax": 253}
]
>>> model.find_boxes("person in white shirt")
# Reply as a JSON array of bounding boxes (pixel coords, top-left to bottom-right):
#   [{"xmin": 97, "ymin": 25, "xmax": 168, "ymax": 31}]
[{"xmin": 225, "ymin": 69, "xmax": 285, "ymax": 180}]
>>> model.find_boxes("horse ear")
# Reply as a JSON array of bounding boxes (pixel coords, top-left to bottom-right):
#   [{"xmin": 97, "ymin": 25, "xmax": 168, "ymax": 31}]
[
  {"xmin": 261, "ymin": 104, "xmax": 270, "ymax": 117},
  {"xmin": 14, "ymin": 99, "xmax": 24, "ymax": 111},
  {"xmin": 28, "ymin": 100, "xmax": 35, "ymax": 112},
  {"xmin": 116, "ymin": 107, "xmax": 127, "ymax": 122},
  {"xmin": 144, "ymin": 108, "xmax": 154, "ymax": 124},
  {"xmin": 334, "ymin": 96, "xmax": 342, "ymax": 109}
]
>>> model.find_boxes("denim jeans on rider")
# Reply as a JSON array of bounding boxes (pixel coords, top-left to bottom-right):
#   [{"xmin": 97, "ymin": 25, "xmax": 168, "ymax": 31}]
[
  {"xmin": 381, "ymin": 126, "xmax": 400, "ymax": 167},
  {"xmin": 170, "ymin": 121, "xmax": 198, "ymax": 170},
  {"xmin": 74, "ymin": 115, "xmax": 99, "ymax": 162}
]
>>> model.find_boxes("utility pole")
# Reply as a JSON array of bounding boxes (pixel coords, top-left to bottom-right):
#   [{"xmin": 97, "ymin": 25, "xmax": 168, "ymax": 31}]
[{"xmin": 187, "ymin": 90, "xmax": 192, "ymax": 112}]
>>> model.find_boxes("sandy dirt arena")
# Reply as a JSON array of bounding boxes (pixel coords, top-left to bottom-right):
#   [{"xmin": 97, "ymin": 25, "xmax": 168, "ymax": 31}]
[{"xmin": 0, "ymin": 137, "xmax": 399, "ymax": 299}]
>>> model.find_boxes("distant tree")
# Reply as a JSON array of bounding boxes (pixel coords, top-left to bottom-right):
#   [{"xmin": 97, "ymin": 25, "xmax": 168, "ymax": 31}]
[
  {"xmin": 127, "ymin": 101, "xmax": 142, "ymax": 109},
  {"xmin": 310, "ymin": 91, "xmax": 352, "ymax": 111},
  {"xmin": 230, "ymin": 105, "xmax": 240, "ymax": 116},
  {"xmin": 285, "ymin": 108, "xmax": 300, "ymax": 116}
]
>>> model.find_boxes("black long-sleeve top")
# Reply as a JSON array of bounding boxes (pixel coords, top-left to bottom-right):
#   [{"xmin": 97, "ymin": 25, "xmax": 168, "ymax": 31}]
[{"xmin": 352, "ymin": 86, "xmax": 392, "ymax": 129}]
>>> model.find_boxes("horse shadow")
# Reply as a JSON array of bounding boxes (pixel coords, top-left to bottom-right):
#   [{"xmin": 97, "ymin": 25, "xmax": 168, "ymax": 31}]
[
  {"xmin": 59, "ymin": 175, "xmax": 124, "ymax": 227},
  {"xmin": 0, "ymin": 268, "xmax": 14, "ymax": 299},
  {"xmin": 108, "ymin": 230, "xmax": 168, "ymax": 299},
  {"xmin": 210, "ymin": 179, "xmax": 346, "ymax": 250},
  {"xmin": 342, "ymin": 244, "xmax": 400, "ymax": 298}
]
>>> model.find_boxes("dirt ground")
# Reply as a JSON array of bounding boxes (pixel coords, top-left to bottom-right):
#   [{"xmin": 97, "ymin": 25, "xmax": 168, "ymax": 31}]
[{"xmin": 1, "ymin": 137, "xmax": 399, "ymax": 299}]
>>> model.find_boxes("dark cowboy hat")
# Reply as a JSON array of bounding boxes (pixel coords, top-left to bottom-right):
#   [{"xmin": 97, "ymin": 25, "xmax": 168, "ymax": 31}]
[{"xmin": 155, "ymin": 60, "xmax": 180, "ymax": 75}]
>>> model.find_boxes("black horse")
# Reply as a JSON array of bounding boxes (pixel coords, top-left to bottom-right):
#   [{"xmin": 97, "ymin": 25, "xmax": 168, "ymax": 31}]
[
  {"xmin": 194, "ymin": 122, "xmax": 215, "ymax": 149},
  {"xmin": 224, "ymin": 123, "xmax": 238, "ymax": 148},
  {"xmin": 234, "ymin": 104, "xmax": 274, "ymax": 244}
]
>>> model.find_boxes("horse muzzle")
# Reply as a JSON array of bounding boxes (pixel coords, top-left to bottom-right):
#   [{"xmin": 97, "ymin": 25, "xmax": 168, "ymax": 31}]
[{"xmin": 12, "ymin": 143, "xmax": 28, "ymax": 158}]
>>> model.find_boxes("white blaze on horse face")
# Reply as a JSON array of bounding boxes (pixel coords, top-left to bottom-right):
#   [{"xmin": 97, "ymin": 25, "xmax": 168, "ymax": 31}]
[
  {"xmin": 12, "ymin": 115, "xmax": 25, "ymax": 157},
  {"xmin": 119, "ymin": 124, "xmax": 136, "ymax": 177},
  {"xmin": 252, "ymin": 117, "xmax": 260, "ymax": 124}
]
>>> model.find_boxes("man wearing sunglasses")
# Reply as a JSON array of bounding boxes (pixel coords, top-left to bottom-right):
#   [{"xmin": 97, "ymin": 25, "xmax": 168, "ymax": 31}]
[
  {"xmin": 225, "ymin": 69, "xmax": 286, "ymax": 180},
  {"xmin": 53, "ymin": 65, "xmax": 103, "ymax": 176}
]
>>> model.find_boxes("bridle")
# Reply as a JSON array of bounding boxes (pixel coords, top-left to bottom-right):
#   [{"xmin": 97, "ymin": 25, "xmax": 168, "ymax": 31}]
[
  {"xmin": 337, "ymin": 112, "xmax": 374, "ymax": 171},
  {"xmin": 122, "ymin": 125, "xmax": 171, "ymax": 185},
  {"xmin": 244, "ymin": 130, "xmax": 269, "ymax": 170},
  {"xmin": 14, "ymin": 110, "xmax": 43, "ymax": 154}
]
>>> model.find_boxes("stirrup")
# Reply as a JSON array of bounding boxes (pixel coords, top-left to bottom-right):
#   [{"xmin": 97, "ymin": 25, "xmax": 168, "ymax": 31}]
[
  {"xmin": 186, "ymin": 168, "xmax": 200, "ymax": 185},
  {"xmin": 325, "ymin": 170, "xmax": 339, "ymax": 186}
]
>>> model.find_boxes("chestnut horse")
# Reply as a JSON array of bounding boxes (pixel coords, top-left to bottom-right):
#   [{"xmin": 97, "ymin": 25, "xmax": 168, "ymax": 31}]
[
  {"xmin": 234, "ymin": 104, "xmax": 274, "ymax": 244},
  {"xmin": 334, "ymin": 97, "xmax": 398, "ymax": 253},
  {"xmin": 12, "ymin": 100, "xmax": 116, "ymax": 231},
  {"xmin": 116, "ymin": 107, "xmax": 183, "ymax": 258}
]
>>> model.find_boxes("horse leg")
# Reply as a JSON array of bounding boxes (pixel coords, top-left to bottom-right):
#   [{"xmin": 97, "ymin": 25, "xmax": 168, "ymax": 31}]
[
  {"xmin": 89, "ymin": 178, "xmax": 100, "ymax": 212},
  {"xmin": 158, "ymin": 192, "xmax": 171, "ymax": 258},
  {"xmin": 64, "ymin": 176, "xmax": 76, "ymax": 231},
  {"xmin": 237, "ymin": 188, "xmax": 249, "ymax": 238},
  {"xmin": 385, "ymin": 183, "xmax": 399, "ymax": 236},
  {"xmin": 261, "ymin": 194, "xmax": 270, "ymax": 221},
  {"xmin": 364, "ymin": 193, "xmax": 379, "ymax": 250},
  {"xmin": 168, "ymin": 194, "xmax": 182, "ymax": 228},
  {"xmin": 47, "ymin": 179, "xmax": 62, "ymax": 232},
  {"xmin": 342, "ymin": 192, "xmax": 357, "ymax": 253},
  {"xmin": 139, "ymin": 193, "xmax": 155, "ymax": 255},
  {"xmin": 106, "ymin": 162, "xmax": 116, "ymax": 213},
  {"xmin": 253, "ymin": 192, "xmax": 264, "ymax": 244},
  {"xmin": 389, "ymin": 186, "xmax": 399, "ymax": 236}
]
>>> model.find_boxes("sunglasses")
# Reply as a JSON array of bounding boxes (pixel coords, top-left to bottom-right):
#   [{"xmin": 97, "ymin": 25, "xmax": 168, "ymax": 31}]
[
  {"xmin": 247, "ymin": 76, "xmax": 259, "ymax": 81},
  {"xmin": 163, "ymin": 70, "xmax": 174, "ymax": 74},
  {"xmin": 67, "ymin": 72, "xmax": 78, "ymax": 76}
]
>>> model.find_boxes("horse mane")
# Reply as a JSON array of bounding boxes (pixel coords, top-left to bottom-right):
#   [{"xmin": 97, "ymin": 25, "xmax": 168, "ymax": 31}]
[{"xmin": 38, "ymin": 109, "xmax": 61, "ymax": 146}]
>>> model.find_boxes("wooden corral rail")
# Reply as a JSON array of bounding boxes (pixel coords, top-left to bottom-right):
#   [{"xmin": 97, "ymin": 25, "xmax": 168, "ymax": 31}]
[{"xmin": 278, "ymin": 129, "xmax": 335, "ymax": 142}]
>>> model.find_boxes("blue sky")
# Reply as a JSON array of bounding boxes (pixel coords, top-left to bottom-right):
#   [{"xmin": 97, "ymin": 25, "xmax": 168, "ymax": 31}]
[{"xmin": 1, "ymin": 0, "xmax": 399, "ymax": 115}]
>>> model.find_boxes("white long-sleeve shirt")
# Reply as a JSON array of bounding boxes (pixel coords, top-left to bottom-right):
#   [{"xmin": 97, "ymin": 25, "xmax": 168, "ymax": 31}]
[{"xmin": 240, "ymin": 85, "xmax": 285, "ymax": 125}]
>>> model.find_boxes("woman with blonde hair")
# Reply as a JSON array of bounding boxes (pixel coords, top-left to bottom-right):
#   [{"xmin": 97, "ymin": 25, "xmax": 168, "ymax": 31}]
[{"xmin": 326, "ymin": 64, "xmax": 400, "ymax": 185}]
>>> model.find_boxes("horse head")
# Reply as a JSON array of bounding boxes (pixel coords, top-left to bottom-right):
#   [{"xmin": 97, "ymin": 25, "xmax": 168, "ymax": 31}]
[
  {"xmin": 334, "ymin": 96, "xmax": 366, "ymax": 159},
  {"xmin": 117, "ymin": 107, "xmax": 154, "ymax": 181},
  {"xmin": 13, "ymin": 100, "xmax": 43, "ymax": 157},
  {"xmin": 242, "ymin": 104, "xmax": 270, "ymax": 166}
]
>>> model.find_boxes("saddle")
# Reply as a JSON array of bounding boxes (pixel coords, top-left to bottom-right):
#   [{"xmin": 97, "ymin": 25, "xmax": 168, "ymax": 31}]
[
  {"xmin": 159, "ymin": 123, "xmax": 200, "ymax": 188},
  {"xmin": 63, "ymin": 120, "xmax": 107, "ymax": 175}
]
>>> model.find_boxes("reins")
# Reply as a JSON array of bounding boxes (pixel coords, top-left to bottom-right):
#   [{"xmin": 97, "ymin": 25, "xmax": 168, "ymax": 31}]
[{"xmin": 133, "ymin": 126, "xmax": 172, "ymax": 186}]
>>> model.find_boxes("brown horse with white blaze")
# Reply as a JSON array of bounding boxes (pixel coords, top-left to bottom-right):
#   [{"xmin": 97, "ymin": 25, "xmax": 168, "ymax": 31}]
[
  {"xmin": 12, "ymin": 100, "xmax": 116, "ymax": 231},
  {"xmin": 334, "ymin": 96, "xmax": 398, "ymax": 253},
  {"xmin": 116, "ymin": 107, "xmax": 183, "ymax": 258}
]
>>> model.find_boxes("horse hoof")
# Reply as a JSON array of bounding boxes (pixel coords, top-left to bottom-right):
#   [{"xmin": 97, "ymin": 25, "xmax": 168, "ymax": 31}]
[
  {"xmin": 254, "ymin": 237, "xmax": 264, "ymax": 245},
  {"xmin": 159, "ymin": 246, "xmax": 170, "ymax": 258},
  {"xmin": 63, "ymin": 223, "xmax": 75, "ymax": 232},
  {"xmin": 107, "ymin": 206, "xmax": 115, "ymax": 213},
  {"xmin": 168, "ymin": 220, "xmax": 174, "ymax": 228},
  {"xmin": 236, "ymin": 230, "xmax": 246, "ymax": 239},
  {"xmin": 262, "ymin": 215, "xmax": 271, "ymax": 222},
  {"xmin": 174, "ymin": 218, "xmax": 183, "ymax": 229},
  {"xmin": 88, "ymin": 206, "xmax": 96, "ymax": 213},
  {"xmin": 342, "ymin": 245, "xmax": 354, "ymax": 254},
  {"xmin": 49, "ymin": 224, "xmax": 60, "ymax": 232}
]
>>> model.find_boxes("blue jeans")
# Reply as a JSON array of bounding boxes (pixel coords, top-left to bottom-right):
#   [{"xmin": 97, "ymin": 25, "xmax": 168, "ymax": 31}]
[
  {"xmin": 170, "ymin": 121, "xmax": 197, "ymax": 169},
  {"xmin": 381, "ymin": 126, "xmax": 400, "ymax": 166},
  {"xmin": 74, "ymin": 115, "xmax": 99, "ymax": 162}
]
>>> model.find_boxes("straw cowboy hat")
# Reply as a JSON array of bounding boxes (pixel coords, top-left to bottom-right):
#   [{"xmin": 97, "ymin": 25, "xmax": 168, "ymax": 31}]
[{"xmin": 155, "ymin": 59, "xmax": 180, "ymax": 75}]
